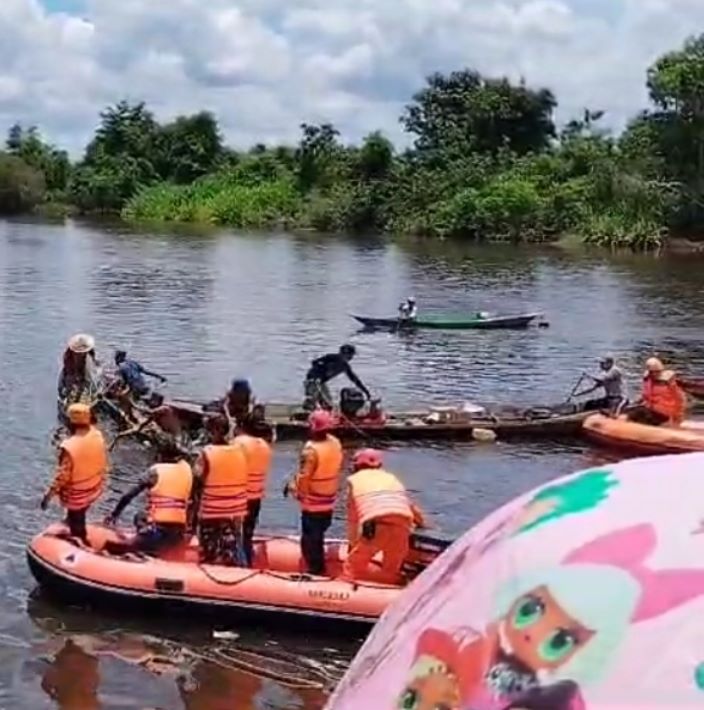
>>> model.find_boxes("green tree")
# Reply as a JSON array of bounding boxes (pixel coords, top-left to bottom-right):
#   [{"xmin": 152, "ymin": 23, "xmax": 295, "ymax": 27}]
[
  {"xmin": 156, "ymin": 111, "xmax": 223, "ymax": 183},
  {"xmin": 296, "ymin": 122, "xmax": 342, "ymax": 191},
  {"xmin": 0, "ymin": 153, "xmax": 45, "ymax": 214},
  {"xmin": 401, "ymin": 69, "xmax": 557, "ymax": 157}
]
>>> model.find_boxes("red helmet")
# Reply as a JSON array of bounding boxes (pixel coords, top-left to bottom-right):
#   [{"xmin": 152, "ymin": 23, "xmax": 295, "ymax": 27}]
[
  {"xmin": 309, "ymin": 409, "xmax": 335, "ymax": 433},
  {"xmin": 352, "ymin": 448, "xmax": 383, "ymax": 470}
]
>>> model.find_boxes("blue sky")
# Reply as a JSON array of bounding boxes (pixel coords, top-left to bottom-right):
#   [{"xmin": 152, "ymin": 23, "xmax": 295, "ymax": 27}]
[{"xmin": 2, "ymin": 0, "xmax": 701, "ymax": 155}]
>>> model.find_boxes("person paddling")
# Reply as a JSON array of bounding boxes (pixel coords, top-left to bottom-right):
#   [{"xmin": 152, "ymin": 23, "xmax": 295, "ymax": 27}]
[
  {"xmin": 575, "ymin": 355, "xmax": 627, "ymax": 414},
  {"xmin": 303, "ymin": 344, "xmax": 371, "ymax": 411}
]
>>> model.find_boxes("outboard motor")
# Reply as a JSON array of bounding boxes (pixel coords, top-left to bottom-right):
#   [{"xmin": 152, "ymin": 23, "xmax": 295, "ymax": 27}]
[
  {"xmin": 340, "ymin": 388, "xmax": 366, "ymax": 419},
  {"xmin": 402, "ymin": 529, "xmax": 455, "ymax": 581}
]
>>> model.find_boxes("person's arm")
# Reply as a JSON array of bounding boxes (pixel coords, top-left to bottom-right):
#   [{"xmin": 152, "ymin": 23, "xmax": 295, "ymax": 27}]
[
  {"xmin": 104, "ymin": 470, "xmax": 157, "ymax": 524},
  {"xmin": 343, "ymin": 363, "xmax": 371, "ymax": 399},
  {"xmin": 41, "ymin": 450, "xmax": 71, "ymax": 509},
  {"xmin": 139, "ymin": 363, "xmax": 166, "ymax": 382},
  {"xmin": 411, "ymin": 502, "xmax": 428, "ymax": 529}
]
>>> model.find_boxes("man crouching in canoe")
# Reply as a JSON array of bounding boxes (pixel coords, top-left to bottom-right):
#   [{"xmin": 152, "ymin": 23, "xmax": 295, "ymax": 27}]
[
  {"xmin": 303, "ymin": 344, "xmax": 371, "ymax": 411},
  {"xmin": 103, "ymin": 445, "xmax": 193, "ymax": 555},
  {"xmin": 575, "ymin": 355, "xmax": 628, "ymax": 414}
]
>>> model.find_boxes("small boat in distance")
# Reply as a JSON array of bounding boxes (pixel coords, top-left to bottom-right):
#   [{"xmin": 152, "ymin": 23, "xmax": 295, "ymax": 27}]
[{"xmin": 351, "ymin": 312, "xmax": 543, "ymax": 331}]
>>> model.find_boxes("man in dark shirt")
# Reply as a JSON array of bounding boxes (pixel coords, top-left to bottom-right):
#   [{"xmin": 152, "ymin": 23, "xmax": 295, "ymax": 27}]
[
  {"xmin": 303, "ymin": 344, "xmax": 371, "ymax": 411},
  {"xmin": 114, "ymin": 350, "xmax": 166, "ymax": 399}
]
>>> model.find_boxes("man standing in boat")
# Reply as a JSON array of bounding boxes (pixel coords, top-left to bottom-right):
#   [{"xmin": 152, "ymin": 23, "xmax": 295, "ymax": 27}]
[
  {"xmin": 41, "ymin": 403, "xmax": 109, "ymax": 543},
  {"xmin": 194, "ymin": 415, "xmax": 249, "ymax": 566},
  {"xmin": 285, "ymin": 410, "xmax": 343, "ymax": 575},
  {"xmin": 103, "ymin": 444, "xmax": 193, "ymax": 555},
  {"xmin": 233, "ymin": 414, "xmax": 273, "ymax": 566},
  {"xmin": 576, "ymin": 355, "xmax": 627, "ymax": 413},
  {"xmin": 343, "ymin": 449, "xmax": 426, "ymax": 585},
  {"xmin": 303, "ymin": 344, "xmax": 371, "ymax": 411}
]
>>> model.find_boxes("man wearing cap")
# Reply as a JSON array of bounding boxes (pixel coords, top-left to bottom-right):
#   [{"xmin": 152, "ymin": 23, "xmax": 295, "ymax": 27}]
[
  {"xmin": 575, "ymin": 355, "xmax": 627, "ymax": 414},
  {"xmin": 630, "ymin": 357, "xmax": 687, "ymax": 426},
  {"xmin": 285, "ymin": 410, "xmax": 343, "ymax": 575},
  {"xmin": 343, "ymin": 449, "xmax": 426, "ymax": 584},
  {"xmin": 303, "ymin": 344, "xmax": 371, "ymax": 411},
  {"xmin": 41, "ymin": 403, "xmax": 109, "ymax": 542}
]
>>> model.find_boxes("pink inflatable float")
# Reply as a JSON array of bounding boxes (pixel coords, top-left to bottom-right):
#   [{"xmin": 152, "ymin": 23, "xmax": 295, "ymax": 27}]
[{"xmin": 328, "ymin": 453, "xmax": 704, "ymax": 709}]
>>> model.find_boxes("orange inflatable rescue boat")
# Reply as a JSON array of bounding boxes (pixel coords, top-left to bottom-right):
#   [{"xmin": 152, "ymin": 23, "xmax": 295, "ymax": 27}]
[
  {"xmin": 27, "ymin": 524, "xmax": 452, "ymax": 631},
  {"xmin": 583, "ymin": 413, "xmax": 704, "ymax": 455}
]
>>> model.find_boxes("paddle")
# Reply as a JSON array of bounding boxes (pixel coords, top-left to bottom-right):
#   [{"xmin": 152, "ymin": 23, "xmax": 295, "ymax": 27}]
[{"xmin": 565, "ymin": 373, "xmax": 588, "ymax": 403}]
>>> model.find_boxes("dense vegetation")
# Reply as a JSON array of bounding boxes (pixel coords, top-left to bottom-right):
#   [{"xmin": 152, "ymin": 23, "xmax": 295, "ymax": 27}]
[{"xmin": 4, "ymin": 36, "xmax": 704, "ymax": 248}]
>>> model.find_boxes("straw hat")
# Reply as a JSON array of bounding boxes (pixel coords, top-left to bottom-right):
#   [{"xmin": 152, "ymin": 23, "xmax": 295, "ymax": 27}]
[{"xmin": 67, "ymin": 333, "xmax": 95, "ymax": 354}]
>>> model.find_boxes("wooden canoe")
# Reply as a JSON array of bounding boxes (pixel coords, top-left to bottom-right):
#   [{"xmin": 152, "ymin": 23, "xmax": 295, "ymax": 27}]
[
  {"xmin": 167, "ymin": 399, "xmax": 595, "ymax": 442},
  {"xmin": 351, "ymin": 313, "xmax": 542, "ymax": 331}
]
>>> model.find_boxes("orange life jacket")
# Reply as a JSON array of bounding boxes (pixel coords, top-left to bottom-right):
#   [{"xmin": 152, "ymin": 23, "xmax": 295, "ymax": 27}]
[
  {"xmin": 347, "ymin": 468, "xmax": 413, "ymax": 542},
  {"xmin": 199, "ymin": 444, "xmax": 248, "ymax": 520},
  {"xmin": 299, "ymin": 435, "xmax": 343, "ymax": 513},
  {"xmin": 234, "ymin": 434, "xmax": 272, "ymax": 501},
  {"xmin": 642, "ymin": 371, "xmax": 686, "ymax": 422},
  {"xmin": 148, "ymin": 461, "xmax": 193, "ymax": 525},
  {"xmin": 59, "ymin": 426, "xmax": 108, "ymax": 511}
]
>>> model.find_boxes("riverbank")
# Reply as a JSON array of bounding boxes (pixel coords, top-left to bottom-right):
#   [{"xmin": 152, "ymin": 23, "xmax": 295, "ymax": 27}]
[{"xmin": 5, "ymin": 35, "xmax": 704, "ymax": 250}]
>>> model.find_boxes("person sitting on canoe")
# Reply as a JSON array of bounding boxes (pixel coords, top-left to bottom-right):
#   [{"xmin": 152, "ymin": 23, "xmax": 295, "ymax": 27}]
[
  {"xmin": 57, "ymin": 334, "xmax": 101, "ymax": 420},
  {"xmin": 114, "ymin": 350, "xmax": 166, "ymax": 400},
  {"xmin": 575, "ymin": 355, "xmax": 627, "ymax": 413},
  {"xmin": 629, "ymin": 357, "xmax": 686, "ymax": 426},
  {"xmin": 303, "ymin": 344, "xmax": 371, "ymax": 411},
  {"xmin": 41, "ymin": 403, "xmax": 109, "ymax": 544},
  {"xmin": 342, "ymin": 449, "xmax": 427, "ymax": 585},
  {"xmin": 110, "ymin": 392, "xmax": 189, "ymax": 455},
  {"xmin": 398, "ymin": 297, "xmax": 418, "ymax": 321},
  {"xmin": 103, "ymin": 445, "xmax": 193, "ymax": 555},
  {"xmin": 284, "ymin": 410, "xmax": 343, "ymax": 575},
  {"xmin": 233, "ymin": 413, "xmax": 273, "ymax": 566}
]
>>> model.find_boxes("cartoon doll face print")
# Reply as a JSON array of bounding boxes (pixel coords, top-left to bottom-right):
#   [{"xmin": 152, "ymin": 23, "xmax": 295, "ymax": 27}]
[
  {"xmin": 502, "ymin": 585, "xmax": 595, "ymax": 674},
  {"xmin": 397, "ymin": 667, "xmax": 460, "ymax": 710}
]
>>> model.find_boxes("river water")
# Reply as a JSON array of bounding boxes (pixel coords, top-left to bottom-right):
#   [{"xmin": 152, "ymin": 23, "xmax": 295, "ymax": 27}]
[{"xmin": 1, "ymin": 219, "xmax": 704, "ymax": 708}]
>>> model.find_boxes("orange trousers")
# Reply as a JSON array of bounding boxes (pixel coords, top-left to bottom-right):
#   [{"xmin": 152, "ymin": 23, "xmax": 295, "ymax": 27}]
[{"xmin": 344, "ymin": 517, "xmax": 410, "ymax": 585}]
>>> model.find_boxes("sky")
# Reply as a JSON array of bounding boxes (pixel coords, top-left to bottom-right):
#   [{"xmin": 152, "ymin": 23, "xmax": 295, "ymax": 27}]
[{"xmin": 1, "ymin": 0, "xmax": 701, "ymax": 155}]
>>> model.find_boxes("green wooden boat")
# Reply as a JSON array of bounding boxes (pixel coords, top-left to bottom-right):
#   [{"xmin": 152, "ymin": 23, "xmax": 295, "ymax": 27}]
[{"xmin": 351, "ymin": 312, "xmax": 542, "ymax": 330}]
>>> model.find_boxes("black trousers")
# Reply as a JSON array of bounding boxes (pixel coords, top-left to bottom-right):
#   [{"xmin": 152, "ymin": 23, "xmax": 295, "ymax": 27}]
[
  {"xmin": 300, "ymin": 511, "xmax": 332, "ymax": 575},
  {"xmin": 65, "ymin": 508, "xmax": 88, "ymax": 543},
  {"xmin": 243, "ymin": 499, "xmax": 261, "ymax": 567}
]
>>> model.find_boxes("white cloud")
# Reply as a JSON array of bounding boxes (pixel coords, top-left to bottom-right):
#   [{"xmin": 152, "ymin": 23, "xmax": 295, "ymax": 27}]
[{"xmin": 1, "ymin": 0, "xmax": 703, "ymax": 156}]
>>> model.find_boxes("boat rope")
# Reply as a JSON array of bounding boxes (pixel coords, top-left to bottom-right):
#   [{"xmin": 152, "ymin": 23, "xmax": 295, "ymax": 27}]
[{"xmin": 196, "ymin": 563, "xmax": 397, "ymax": 591}]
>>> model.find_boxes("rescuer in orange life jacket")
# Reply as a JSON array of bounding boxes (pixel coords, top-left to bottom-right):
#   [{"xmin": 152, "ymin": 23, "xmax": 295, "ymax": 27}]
[
  {"xmin": 233, "ymin": 413, "xmax": 273, "ymax": 566},
  {"xmin": 629, "ymin": 357, "xmax": 687, "ymax": 426},
  {"xmin": 284, "ymin": 410, "xmax": 343, "ymax": 575},
  {"xmin": 193, "ymin": 415, "xmax": 249, "ymax": 566},
  {"xmin": 103, "ymin": 445, "xmax": 193, "ymax": 556},
  {"xmin": 343, "ymin": 448, "xmax": 427, "ymax": 585},
  {"xmin": 41, "ymin": 403, "xmax": 109, "ymax": 543}
]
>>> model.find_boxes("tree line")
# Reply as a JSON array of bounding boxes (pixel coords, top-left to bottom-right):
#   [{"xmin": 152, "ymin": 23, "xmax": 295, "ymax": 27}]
[{"xmin": 4, "ymin": 34, "xmax": 704, "ymax": 248}]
